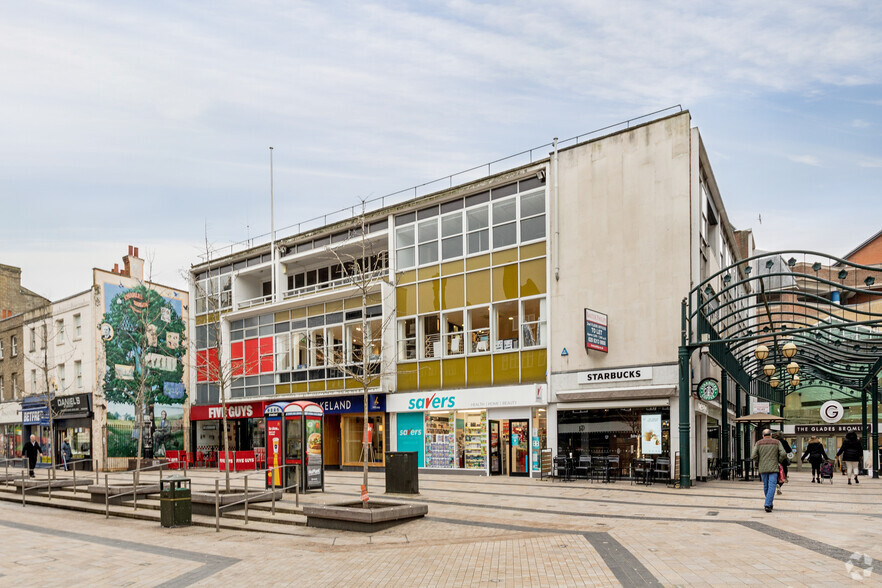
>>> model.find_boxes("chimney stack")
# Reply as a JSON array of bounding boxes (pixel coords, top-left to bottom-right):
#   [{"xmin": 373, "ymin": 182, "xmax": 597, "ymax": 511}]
[{"xmin": 113, "ymin": 263, "xmax": 119, "ymax": 274}]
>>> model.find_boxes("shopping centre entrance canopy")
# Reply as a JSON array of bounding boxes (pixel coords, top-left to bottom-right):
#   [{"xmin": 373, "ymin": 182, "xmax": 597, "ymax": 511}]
[{"xmin": 678, "ymin": 250, "xmax": 882, "ymax": 488}]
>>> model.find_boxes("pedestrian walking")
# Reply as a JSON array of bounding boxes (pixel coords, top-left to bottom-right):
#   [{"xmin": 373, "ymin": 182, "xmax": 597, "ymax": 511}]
[
  {"xmin": 772, "ymin": 431, "xmax": 792, "ymax": 494},
  {"xmin": 751, "ymin": 429, "xmax": 786, "ymax": 512},
  {"xmin": 61, "ymin": 438, "xmax": 73, "ymax": 471},
  {"xmin": 836, "ymin": 431, "xmax": 863, "ymax": 485},
  {"xmin": 23, "ymin": 434, "xmax": 43, "ymax": 478},
  {"xmin": 801, "ymin": 436, "xmax": 829, "ymax": 483}
]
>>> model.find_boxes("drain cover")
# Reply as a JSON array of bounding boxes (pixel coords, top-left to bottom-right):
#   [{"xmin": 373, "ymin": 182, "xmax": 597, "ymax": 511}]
[{"xmin": 706, "ymin": 511, "xmax": 719, "ymax": 516}]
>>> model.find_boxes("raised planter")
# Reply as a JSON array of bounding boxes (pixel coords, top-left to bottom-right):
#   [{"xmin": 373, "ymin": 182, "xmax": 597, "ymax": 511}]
[
  {"xmin": 13, "ymin": 478, "xmax": 92, "ymax": 491},
  {"xmin": 303, "ymin": 500, "xmax": 428, "ymax": 532},
  {"xmin": 190, "ymin": 488, "xmax": 284, "ymax": 516},
  {"xmin": 88, "ymin": 483, "xmax": 161, "ymax": 505}
]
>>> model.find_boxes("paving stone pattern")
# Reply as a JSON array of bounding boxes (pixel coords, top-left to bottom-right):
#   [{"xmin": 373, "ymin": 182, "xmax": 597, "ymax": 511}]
[{"xmin": 1, "ymin": 468, "xmax": 880, "ymax": 586}]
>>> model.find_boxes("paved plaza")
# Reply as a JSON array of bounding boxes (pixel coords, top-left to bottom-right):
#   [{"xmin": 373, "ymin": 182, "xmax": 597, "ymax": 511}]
[{"xmin": 1, "ymin": 468, "xmax": 880, "ymax": 586}]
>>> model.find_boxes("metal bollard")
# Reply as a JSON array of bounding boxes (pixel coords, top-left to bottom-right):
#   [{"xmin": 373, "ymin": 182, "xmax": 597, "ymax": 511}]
[
  {"xmin": 95, "ymin": 459, "xmax": 99, "ymax": 485},
  {"xmin": 133, "ymin": 471, "xmax": 138, "ymax": 511},
  {"xmin": 215, "ymin": 480, "xmax": 220, "ymax": 533},
  {"xmin": 244, "ymin": 476, "xmax": 249, "ymax": 525},
  {"xmin": 271, "ymin": 469, "xmax": 276, "ymax": 516},
  {"xmin": 295, "ymin": 465, "xmax": 299, "ymax": 508},
  {"xmin": 105, "ymin": 474, "xmax": 109, "ymax": 519},
  {"xmin": 73, "ymin": 464, "xmax": 77, "ymax": 495},
  {"xmin": 21, "ymin": 471, "xmax": 26, "ymax": 507}
]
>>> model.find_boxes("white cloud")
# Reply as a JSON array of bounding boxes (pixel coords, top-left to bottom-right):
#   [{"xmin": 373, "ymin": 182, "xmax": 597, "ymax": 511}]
[
  {"xmin": 787, "ymin": 154, "xmax": 822, "ymax": 167},
  {"xmin": 858, "ymin": 158, "xmax": 882, "ymax": 168},
  {"xmin": 852, "ymin": 118, "xmax": 871, "ymax": 127}
]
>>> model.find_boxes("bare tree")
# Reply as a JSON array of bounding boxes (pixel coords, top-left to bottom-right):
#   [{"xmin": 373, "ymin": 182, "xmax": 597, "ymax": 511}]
[
  {"xmin": 190, "ymin": 235, "xmax": 260, "ymax": 493},
  {"xmin": 326, "ymin": 202, "xmax": 397, "ymax": 502}
]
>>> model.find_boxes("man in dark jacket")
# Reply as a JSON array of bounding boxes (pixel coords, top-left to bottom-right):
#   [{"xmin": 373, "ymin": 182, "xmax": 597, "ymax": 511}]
[
  {"xmin": 23, "ymin": 434, "xmax": 43, "ymax": 478},
  {"xmin": 751, "ymin": 429, "xmax": 786, "ymax": 512},
  {"xmin": 837, "ymin": 431, "xmax": 863, "ymax": 485}
]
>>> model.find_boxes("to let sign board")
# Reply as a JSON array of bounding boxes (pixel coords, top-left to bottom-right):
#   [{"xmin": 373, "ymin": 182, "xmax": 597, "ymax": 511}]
[{"xmin": 584, "ymin": 309, "xmax": 608, "ymax": 353}]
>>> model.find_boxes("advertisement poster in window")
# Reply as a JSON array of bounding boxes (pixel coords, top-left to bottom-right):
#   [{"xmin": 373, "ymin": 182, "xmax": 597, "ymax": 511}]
[
  {"xmin": 305, "ymin": 416, "xmax": 323, "ymax": 489},
  {"xmin": 641, "ymin": 414, "xmax": 662, "ymax": 455}
]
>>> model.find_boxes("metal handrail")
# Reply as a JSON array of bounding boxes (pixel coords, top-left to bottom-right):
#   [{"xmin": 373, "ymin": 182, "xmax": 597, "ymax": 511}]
[
  {"xmin": 215, "ymin": 464, "xmax": 300, "ymax": 532},
  {"xmin": 198, "ymin": 106, "xmax": 684, "ymax": 262},
  {"xmin": 104, "ymin": 460, "xmax": 177, "ymax": 518},
  {"xmin": 281, "ymin": 269, "xmax": 387, "ymax": 301}
]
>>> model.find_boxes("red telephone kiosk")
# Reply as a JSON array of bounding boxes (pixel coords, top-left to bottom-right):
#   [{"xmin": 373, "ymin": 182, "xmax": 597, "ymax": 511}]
[{"xmin": 265, "ymin": 401, "xmax": 324, "ymax": 491}]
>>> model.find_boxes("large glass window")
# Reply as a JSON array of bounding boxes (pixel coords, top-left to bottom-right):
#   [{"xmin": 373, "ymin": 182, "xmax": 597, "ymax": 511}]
[
  {"xmin": 398, "ymin": 318, "xmax": 417, "ymax": 360},
  {"xmin": 468, "ymin": 306, "xmax": 491, "ymax": 353},
  {"xmin": 494, "ymin": 301, "xmax": 519, "ymax": 351},
  {"xmin": 441, "ymin": 212, "xmax": 463, "ymax": 260},
  {"xmin": 292, "ymin": 331, "xmax": 308, "ymax": 369},
  {"xmin": 466, "ymin": 205, "xmax": 489, "ymax": 255},
  {"xmin": 492, "ymin": 198, "xmax": 517, "ymax": 249},
  {"xmin": 342, "ymin": 414, "xmax": 385, "ymax": 465},
  {"xmin": 309, "ymin": 329, "xmax": 325, "ymax": 367},
  {"xmin": 422, "ymin": 314, "xmax": 442, "ymax": 359},
  {"xmin": 327, "ymin": 325, "xmax": 344, "ymax": 366},
  {"xmin": 396, "ymin": 225, "xmax": 416, "ymax": 270},
  {"xmin": 520, "ymin": 191, "xmax": 546, "ymax": 242},
  {"xmin": 521, "ymin": 298, "xmax": 547, "ymax": 347},
  {"xmin": 417, "ymin": 220, "xmax": 438, "ymax": 265},
  {"xmin": 275, "ymin": 333, "xmax": 292, "ymax": 372},
  {"xmin": 443, "ymin": 311, "xmax": 465, "ymax": 356}
]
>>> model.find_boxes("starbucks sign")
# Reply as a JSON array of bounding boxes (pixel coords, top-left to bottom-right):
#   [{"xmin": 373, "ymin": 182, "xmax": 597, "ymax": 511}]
[{"xmin": 697, "ymin": 378, "xmax": 719, "ymax": 401}]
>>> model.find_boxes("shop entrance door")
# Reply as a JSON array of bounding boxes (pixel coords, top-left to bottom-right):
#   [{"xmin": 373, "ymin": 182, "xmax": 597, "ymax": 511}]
[
  {"xmin": 489, "ymin": 421, "xmax": 502, "ymax": 475},
  {"xmin": 509, "ymin": 420, "xmax": 529, "ymax": 477}
]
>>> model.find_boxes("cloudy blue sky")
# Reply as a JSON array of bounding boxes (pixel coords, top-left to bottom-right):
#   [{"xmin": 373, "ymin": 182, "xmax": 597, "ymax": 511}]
[{"xmin": 2, "ymin": 1, "xmax": 881, "ymax": 299}]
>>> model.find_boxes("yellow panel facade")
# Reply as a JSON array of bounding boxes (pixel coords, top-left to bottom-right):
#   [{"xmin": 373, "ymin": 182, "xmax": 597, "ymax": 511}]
[
  {"xmin": 441, "ymin": 275, "xmax": 464, "ymax": 310},
  {"xmin": 419, "ymin": 360, "xmax": 442, "ymax": 389},
  {"xmin": 397, "ymin": 284, "xmax": 416, "ymax": 316},
  {"xmin": 520, "ymin": 241, "xmax": 546, "ymax": 260},
  {"xmin": 309, "ymin": 381, "xmax": 326, "ymax": 392},
  {"xmin": 418, "ymin": 280, "xmax": 441, "ymax": 313},
  {"xmin": 520, "ymin": 258, "xmax": 546, "ymax": 297},
  {"xmin": 326, "ymin": 379, "xmax": 345, "ymax": 390},
  {"xmin": 343, "ymin": 297, "xmax": 361, "ymax": 309},
  {"xmin": 366, "ymin": 292, "xmax": 382, "ymax": 305},
  {"xmin": 397, "ymin": 364, "xmax": 419, "ymax": 391},
  {"xmin": 492, "ymin": 264, "xmax": 519, "ymax": 301},
  {"xmin": 493, "ymin": 352, "xmax": 520, "ymax": 384},
  {"xmin": 275, "ymin": 384, "xmax": 292, "ymax": 395},
  {"xmin": 492, "ymin": 248, "xmax": 518, "ymax": 265},
  {"xmin": 465, "ymin": 270, "xmax": 491, "ymax": 306},
  {"xmin": 274, "ymin": 311, "xmax": 291, "ymax": 322},
  {"xmin": 291, "ymin": 307, "xmax": 307, "ymax": 319},
  {"xmin": 466, "ymin": 254, "xmax": 491, "ymax": 271},
  {"xmin": 418, "ymin": 265, "xmax": 440, "ymax": 281},
  {"xmin": 442, "ymin": 358, "xmax": 466, "ymax": 388},
  {"xmin": 396, "ymin": 270, "xmax": 416, "ymax": 285},
  {"xmin": 325, "ymin": 300, "xmax": 343, "ymax": 312},
  {"xmin": 467, "ymin": 355, "xmax": 493, "ymax": 386},
  {"xmin": 292, "ymin": 382, "xmax": 309, "ymax": 394},
  {"xmin": 308, "ymin": 304, "xmax": 324, "ymax": 317},
  {"xmin": 441, "ymin": 260, "xmax": 464, "ymax": 276},
  {"xmin": 520, "ymin": 349, "xmax": 547, "ymax": 383}
]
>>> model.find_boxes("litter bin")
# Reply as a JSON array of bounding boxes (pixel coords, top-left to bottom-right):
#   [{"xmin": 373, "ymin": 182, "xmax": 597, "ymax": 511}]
[
  {"xmin": 160, "ymin": 476, "xmax": 191, "ymax": 527},
  {"xmin": 385, "ymin": 451, "xmax": 419, "ymax": 494}
]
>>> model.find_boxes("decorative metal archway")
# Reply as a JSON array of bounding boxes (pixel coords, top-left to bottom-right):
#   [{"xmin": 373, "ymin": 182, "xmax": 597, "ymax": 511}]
[{"xmin": 678, "ymin": 250, "xmax": 882, "ymax": 488}]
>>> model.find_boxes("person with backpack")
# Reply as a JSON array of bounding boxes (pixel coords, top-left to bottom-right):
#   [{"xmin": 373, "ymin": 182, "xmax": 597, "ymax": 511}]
[
  {"xmin": 836, "ymin": 431, "xmax": 863, "ymax": 485},
  {"xmin": 751, "ymin": 429, "xmax": 787, "ymax": 512},
  {"xmin": 801, "ymin": 436, "xmax": 829, "ymax": 483}
]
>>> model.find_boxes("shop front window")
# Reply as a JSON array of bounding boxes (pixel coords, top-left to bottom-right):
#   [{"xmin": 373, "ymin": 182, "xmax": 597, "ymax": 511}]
[
  {"xmin": 494, "ymin": 301, "xmax": 519, "ymax": 351},
  {"xmin": 342, "ymin": 414, "xmax": 385, "ymax": 465},
  {"xmin": 458, "ymin": 410, "xmax": 487, "ymax": 470},
  {"xmin": 425, "ymin": 412, "xmax": 454, "ymax": 468},
  {"xmin": 422, "ymin": 314, "xmax": 441, "ymax": 359}
]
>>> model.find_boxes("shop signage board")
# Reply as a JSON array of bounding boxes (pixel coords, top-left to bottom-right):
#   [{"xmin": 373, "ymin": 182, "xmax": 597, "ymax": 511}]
[
  {"xmin": 753, "ymin": 401, "xmax": 770, "ymax": 414},
  {"xmin": 584, "ymin": 308, "xmax": 608, "ymax": 353},
  {"xmin": 387, "ymin": 385, "xmax": 545, "ymax": 413},
  {"xmin": 51, "ymin": 393, "xmax": 92, "ymax": 419},
  {"xmin": 22, "ymin": 407, "xmax": 49, "ymax": 426},
  {"xmin": 641, "ymin": 414, "xmax": 663, "ymax": 454},
  {"xmin": 794, "ymin": 424, "xmax": 873, "ymax": 434},
  {"xmin": 218, "ymin": 450, "xmax": 256, "ymax": 472},
  {"xmin": 190, "ymin": 400, "xmax": 267, "ymax": 421},
  {"xmin": 576, "ymin": 367, "xmax": 652, "ymax": 385},
  {"xmin": 820, "ymin": 400, "xmax": 844, "ymax": 424},
  {"xmin": 315, "ymin": 394, "xmax": 385, "ymax": 415},
  {"xmin": 697, "ymin": 378, "xmax": 719, "ymax": 401}
]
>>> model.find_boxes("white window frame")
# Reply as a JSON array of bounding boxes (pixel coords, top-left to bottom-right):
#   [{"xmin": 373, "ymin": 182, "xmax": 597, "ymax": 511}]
[
  {"xmin": 441, "ymin": 310, "xmax": 465, "ymax": 357},
  {"xmin": 520, "ymin": 296, "xmax": 547, "ymax": 348},
  {"xmin": 11, "ymin": 335, "xmax": 17, "ymax": 357},
  {"xmin": 75, "ymin": 360, "xmax": 83, "ymax": 390},
  {"xmin": 74, "ymin": 314, "xmax": 82, "ymax": 339},
  {"xmin": 397, "ymin": 318, "xmax": 418, "ymax": 362},
  {"xmin": 57, "ymin": 319, "xmax": 65, "ymax": 345},
  {"xmin": 518, "ymin": 188, "xmax": 547, "ymax": 245},
  {"xmin": 466, "ymin": 304, "xmax": 492, "ymax": 355},
  {"xmin": 440, "ymin": 211, "xmax": 464, "ymax": 261}
]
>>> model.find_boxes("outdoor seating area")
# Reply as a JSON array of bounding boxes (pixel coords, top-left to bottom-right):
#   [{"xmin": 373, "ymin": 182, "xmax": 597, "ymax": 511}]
[{"xmin": 551, "ymin": 454, "xmax": 672, "ymax": 484}]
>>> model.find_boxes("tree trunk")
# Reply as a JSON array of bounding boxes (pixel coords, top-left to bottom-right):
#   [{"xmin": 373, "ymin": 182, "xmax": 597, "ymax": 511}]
[
  {"xmin": 361, "ymin": 294, "xmax": 369, "ymax": 505},
  {"xmin": 221, "ymin": 383, "xmax": 231, "ymax": 493}
]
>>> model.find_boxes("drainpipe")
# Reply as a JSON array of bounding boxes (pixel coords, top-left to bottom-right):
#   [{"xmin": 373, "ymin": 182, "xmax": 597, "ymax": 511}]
[{"xmin": 552, "ymin": 138, "xmax": 560, "ymax": 282}]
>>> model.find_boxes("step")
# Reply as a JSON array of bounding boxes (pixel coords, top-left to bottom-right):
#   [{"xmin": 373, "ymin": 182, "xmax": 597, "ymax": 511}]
[{"xmin": 0, "ymin": 486, "xmax": 309, "ymax": 534}]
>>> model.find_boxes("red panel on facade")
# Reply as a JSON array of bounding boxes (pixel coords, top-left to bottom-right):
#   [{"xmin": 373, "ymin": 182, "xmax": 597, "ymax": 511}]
[
  {"xmin": 243, "ymin": 338, "xmax": 259, "ymax": 375},
  {"xmin": 259, "ymin": 337, "xmax": 273, "ymax": 354},
  {"xmin": 231, "ymin": 341, "xmax": 243, "ymax": 360},
  {"xmin": 196, "ymin": 350, "xmax": 207, "ymax": 382}
]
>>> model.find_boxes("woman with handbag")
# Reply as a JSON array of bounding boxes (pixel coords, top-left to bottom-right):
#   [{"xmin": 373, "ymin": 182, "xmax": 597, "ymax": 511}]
[
  {"xmin": 772, "ymin": 432, "xmax": 792, "ymax": 494},
  {"xmin": 837, "ymin": 431, "xmax": 863, "ymax": 485}
]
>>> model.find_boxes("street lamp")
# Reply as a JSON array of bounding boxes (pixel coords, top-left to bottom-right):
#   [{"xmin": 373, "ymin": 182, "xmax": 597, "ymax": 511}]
[{"xmin": 782, "ymin": 342, "xmax": 797, "ymax": 359}]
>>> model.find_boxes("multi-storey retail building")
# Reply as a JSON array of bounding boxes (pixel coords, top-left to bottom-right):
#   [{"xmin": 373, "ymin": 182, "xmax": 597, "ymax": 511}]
[{"xmin": 189, "ymin": 109, "xmax": 752, "ymax": 481}]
